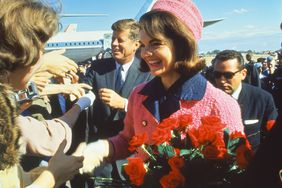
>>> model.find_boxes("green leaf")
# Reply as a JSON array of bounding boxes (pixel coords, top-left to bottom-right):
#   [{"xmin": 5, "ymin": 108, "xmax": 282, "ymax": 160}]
[
  {"xmin": 180, "ymin": 149, "xmax": 193, "ymax": 157},
  {"xmin": 227, "ymin": 137, "xmax": 245, "ymax": 155},
  {"xmin": 190, "ymin": 148, "xmax": 203, "ymax": 160},
  {"xmin": 157, "ymin": 144, "xmax": 175, "ymax": 158},
  {"xmin": 165, "ymin": 145, "xmax": 176, "ymax": 157},
  {"xmin": 157, "ymin": 144, "xmax": 166, "ymax": 156},
  {"xmin": 223, "ymin": 128, "xmax": 230, "ymax": 148}
]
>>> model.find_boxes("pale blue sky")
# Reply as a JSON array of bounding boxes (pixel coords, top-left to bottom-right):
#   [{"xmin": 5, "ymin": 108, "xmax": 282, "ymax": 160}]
[{"xmin": 59, "ymin": 0, "xmax": 282, "ymax": 53}]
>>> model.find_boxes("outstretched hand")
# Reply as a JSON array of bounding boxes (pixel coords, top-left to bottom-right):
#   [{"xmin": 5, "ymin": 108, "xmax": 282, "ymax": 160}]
[
  {"xmin": 39, "ymin": 49, "xmax": 78, "ymax": 78},
  {"xmin": 74, "ymin": 140, "xmax": 110, "ymax": 174},
  {"xmin": 47, "ymin": 140, "xmax": 84, "ymax": 186}
]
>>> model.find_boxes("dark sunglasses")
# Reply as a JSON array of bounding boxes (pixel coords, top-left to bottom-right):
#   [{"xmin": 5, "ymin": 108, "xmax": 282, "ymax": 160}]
[{"xmin": 213, "ymin": 69, "xmax": 242, "ymax": 79}]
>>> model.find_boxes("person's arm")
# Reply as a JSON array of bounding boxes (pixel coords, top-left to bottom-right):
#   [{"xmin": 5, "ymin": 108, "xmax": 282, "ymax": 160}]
[
  {"xmin": 18, "ymin": 91, "xmax": 96, "ymax": 156},
  {"xmin": 40, "ymin": 83, "xmax": 92, "ymax": 100},
  {"xmin": 26, "ymin": 140, "xmax": 83, "ymax": 188},
  {"xmin": 264, "ymin": 93, "xmax": 278, "ymax": 132},
  {"xmin": 79, "ymin": 85, "xmax": 143, "ymax": 174}
]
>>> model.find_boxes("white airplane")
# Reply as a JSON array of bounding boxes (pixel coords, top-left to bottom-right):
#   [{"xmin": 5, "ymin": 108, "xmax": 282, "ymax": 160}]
[{"xmin": 45, "ymin": 0, "xmax": 223, "ymax": 63}]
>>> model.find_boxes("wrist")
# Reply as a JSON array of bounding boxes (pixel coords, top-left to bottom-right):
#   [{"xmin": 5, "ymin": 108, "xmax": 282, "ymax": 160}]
[{"xmin": 31, "ymin": 170, "xmax": 55, "ymax": 188}]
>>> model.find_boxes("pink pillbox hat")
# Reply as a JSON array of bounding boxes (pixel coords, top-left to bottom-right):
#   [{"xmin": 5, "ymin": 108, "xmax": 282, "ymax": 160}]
[{"xmin": 152, "ymin": 0, "xmax": 203, "ymax": 41}]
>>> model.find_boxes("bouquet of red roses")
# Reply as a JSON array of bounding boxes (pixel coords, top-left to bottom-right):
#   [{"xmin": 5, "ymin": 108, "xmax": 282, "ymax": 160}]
[{"xmin": 123, "ymin": 115, "xmax": 253, "ymax": 188}]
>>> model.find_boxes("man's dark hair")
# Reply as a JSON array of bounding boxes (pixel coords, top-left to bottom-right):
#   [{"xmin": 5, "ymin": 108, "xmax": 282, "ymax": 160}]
[{"xmin": 214, "ymin": 50, "xmax": 245, "ymax": 69}]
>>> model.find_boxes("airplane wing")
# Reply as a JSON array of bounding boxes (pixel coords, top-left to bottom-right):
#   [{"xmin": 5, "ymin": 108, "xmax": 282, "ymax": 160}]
[{"xmin": 203, "ymin": 18, "xmax": 225, "ymax": 27}]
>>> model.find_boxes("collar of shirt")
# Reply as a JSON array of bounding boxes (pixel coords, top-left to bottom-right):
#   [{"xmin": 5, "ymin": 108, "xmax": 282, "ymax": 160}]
[{"xmin": 231, "ymin": 82, "xmax": 242, "ymax": 100}]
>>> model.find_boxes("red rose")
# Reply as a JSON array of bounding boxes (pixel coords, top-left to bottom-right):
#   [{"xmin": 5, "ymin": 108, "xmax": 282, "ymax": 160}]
[
  {"xmin": 201, "ymin": 116, "xmax": 225, "ymax": 132},
  {"xmin": 187, "ymin": 128, "xmax": 200, "ymax": 147},
  {"xmin": 158, "ymin": 117, "xmax": 179, "ymax": 130},
  {"xmin": 266, "ymin": 120, "xmax": 276, "ymax": 131},
  {"xmin": 168, "ymin": 156, "xmax": 185, "ymax": 171},
  {"xmin": 160, "ymin": 170, "xmax": 185, "ymax": 188},
  {"xmin": 197, "ymin": 126, "xmax": 218, "ymax": 145},
  {"xmin": 211, "ymin": 135, "xmax": 227, "ymax": 158},
  {"xmin": 178, "ymin": 114, "xmax": 192, "ymax": 130},
  {"xmin": 203, "ymin": 144, "xmax": 227, "ymax": 159},
  {"xmin": 236, "ymin": 143, "xmax": 254, "ymax": 169},
  {"xmin": 128, "ymin": 133, "xmax": 148, "ymax": 152},
  {"xmin": 230, "ymin": 131, "xmax": 245, "ymax": 140},
  {"xmin": 152, "ymin": 127, "xmax": 171, "ymax": 145},
  {"xmin": 124, "ymin": 158, "xmax": 146, "ymax": 186}
]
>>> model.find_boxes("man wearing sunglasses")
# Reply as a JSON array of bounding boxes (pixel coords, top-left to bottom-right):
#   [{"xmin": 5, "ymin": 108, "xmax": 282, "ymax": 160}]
[{"xmin": 213, "ymin": 50, "xmax": 278, "ymax": 151}]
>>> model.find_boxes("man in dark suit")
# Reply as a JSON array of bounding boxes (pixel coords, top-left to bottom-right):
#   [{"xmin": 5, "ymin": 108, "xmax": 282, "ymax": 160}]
[
  {"xmin": 242, "ymin": 113, "xmax": 282, "ymax": 188},
  {"xmin": 71, "ymin": 19, "xmax": 153, "ymax": 186},
  {"xmin": 244, "ymin": 53, "xmax": 261, "ymax": 87},
  {"xmin": 213, "ymin": 50, "xmax": 278, "ymax": 151}
]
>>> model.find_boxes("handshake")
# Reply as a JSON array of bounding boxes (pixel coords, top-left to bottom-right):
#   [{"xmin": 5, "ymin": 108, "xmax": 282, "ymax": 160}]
[{"xmin": 73, "ymin": 140, "xmax": 110, "ymax": 174}]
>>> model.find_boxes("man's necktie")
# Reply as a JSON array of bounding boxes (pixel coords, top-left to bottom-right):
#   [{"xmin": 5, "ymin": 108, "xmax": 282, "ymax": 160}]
[{"xmin": 115, "ymin": 65, "xmax": 124, "ymax": 92}]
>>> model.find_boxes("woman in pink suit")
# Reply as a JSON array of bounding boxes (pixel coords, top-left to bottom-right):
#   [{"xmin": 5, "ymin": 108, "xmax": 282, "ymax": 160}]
[{"xmin": 81, "ymin": 0, "xmax": 246, "ymax": 186}]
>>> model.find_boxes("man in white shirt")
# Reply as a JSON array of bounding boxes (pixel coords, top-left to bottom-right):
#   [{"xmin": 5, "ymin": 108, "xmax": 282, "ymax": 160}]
[{"xmin": 213, "ymin": 50, "xmax": 278, "ymax": 151}]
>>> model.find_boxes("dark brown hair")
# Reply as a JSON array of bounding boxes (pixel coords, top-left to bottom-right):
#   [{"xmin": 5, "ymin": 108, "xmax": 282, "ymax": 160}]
[
  {"xmin": 139, "ymin": 10, "xmax": 205, "ymax": 76},
  {"xmin": 0, "ymin": 83, "xmax": 20, "ymax": 170},
  {"xmin": 214, "ymin": 50, "xmax": 245, "ymax": 70}
]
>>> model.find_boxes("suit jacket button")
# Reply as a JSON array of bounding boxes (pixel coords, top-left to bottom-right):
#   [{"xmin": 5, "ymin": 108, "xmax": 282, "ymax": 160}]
[{"xmin": 142, "ymin": 120, "xmax": 148, "ymax": 127}]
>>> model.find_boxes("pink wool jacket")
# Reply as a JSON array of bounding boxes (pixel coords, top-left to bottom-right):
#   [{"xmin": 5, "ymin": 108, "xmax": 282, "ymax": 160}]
[{"xmin": 109, "ymin": 74, "xmax": 244, "ymax": 160}]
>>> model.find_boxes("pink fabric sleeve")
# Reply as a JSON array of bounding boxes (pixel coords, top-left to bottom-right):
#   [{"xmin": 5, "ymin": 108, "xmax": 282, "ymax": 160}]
[
  {"xmin": 109, "ymin": 84, "xmax": 146, "ymax": 160},
  {"xmin": 209, "ymin": 84, "xmax": 245, "ymax": 134},
  {"xmin": 17, "ymin": 115, "xmax": 72, "ymax": 156}
]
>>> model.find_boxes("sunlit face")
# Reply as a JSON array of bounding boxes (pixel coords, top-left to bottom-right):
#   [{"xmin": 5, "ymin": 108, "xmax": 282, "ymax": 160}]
[
  {"xmin": 8, "ymin": 51, "xmax": 43, "ymax": 90},
  {"xmin": 140, "ymin": 29, "xmax": 178, "ymax": 80},
  {"xmin": 111, "ymin": 29, "xmax": 140, "ymax": 64},
  {"xmin": 214, "ymin": 58, "xmax": 247, "ymax": 95}
]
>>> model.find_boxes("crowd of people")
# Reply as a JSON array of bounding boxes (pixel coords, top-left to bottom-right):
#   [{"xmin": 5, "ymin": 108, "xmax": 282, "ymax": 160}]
[{"xmin": 0, "ymin": 0, "xmax": 281, "ymax": 187}]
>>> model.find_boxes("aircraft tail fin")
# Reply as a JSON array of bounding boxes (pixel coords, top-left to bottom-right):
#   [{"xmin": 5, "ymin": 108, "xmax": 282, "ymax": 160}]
[
  {"xmin": 135, "ymin": 0, "xmax": 157, "ymax": 21},
  {"xmin": 64, "ymin": 24, "xmax": 77, "ymax": 32}
]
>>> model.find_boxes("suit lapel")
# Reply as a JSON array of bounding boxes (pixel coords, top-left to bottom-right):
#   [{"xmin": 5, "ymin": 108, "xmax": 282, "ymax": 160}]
[
  {"xmin": 120, "ymin": 57, "xmax": 141, "ymax": 97},
  {"xmin": 238, "ymin": 83, "xmax": 247, "ymax": 104},
  {"xmin": 105, "ymin": 59, "xmax": 116, "ymax": 90},
  {"xmin": 237, "ymin": 83, "xmax": 248, "ymax": 119}
]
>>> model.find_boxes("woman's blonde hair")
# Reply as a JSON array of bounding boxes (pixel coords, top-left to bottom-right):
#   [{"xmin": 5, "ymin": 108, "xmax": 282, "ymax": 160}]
[
  {"xmin": 139, "ymin": 10, "xmax": 205, "ymax": 76},
  {"xmin": 0, "ymin": 83, "xmax": 20, "ymax": 170},
  {"xmin": 0, "ymin": 0, "xmax": 60, "ymax": 75}
]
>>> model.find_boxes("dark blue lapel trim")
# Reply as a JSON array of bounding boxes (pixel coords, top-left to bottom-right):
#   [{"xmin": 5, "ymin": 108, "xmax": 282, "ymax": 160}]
[{"xmin": 139, "ymin": 73, "xmax": 207, "ymax": 122}]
